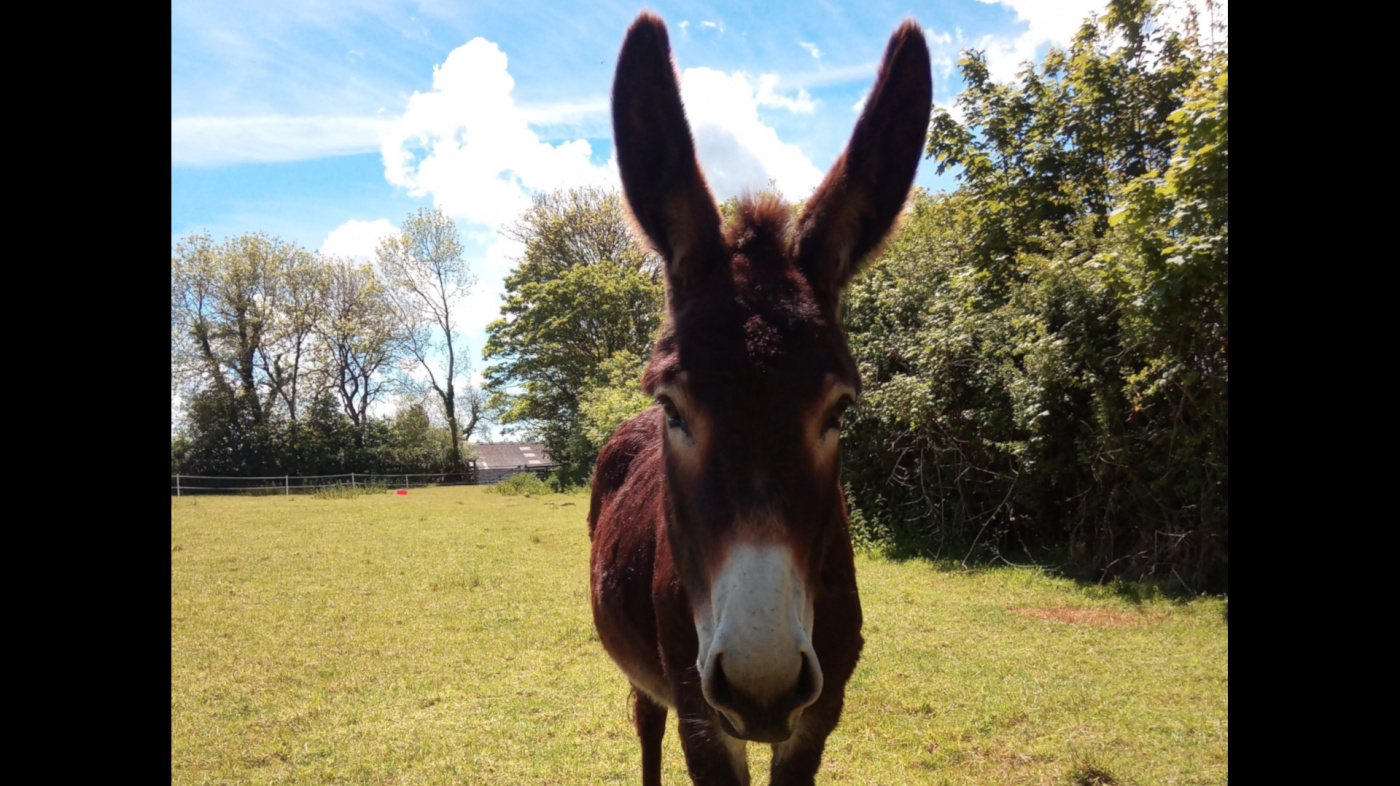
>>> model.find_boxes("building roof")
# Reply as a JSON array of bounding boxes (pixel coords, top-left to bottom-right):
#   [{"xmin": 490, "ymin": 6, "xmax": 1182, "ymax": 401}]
[{"xmin": 471, "ymin": 442, "xmax": 553, "ymax": 470}]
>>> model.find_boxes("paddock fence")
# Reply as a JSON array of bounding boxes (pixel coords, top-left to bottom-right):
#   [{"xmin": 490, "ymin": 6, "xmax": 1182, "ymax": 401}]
[{"xmin": 171, "ymin": 464, "xmax": 558, "ymax": 496}]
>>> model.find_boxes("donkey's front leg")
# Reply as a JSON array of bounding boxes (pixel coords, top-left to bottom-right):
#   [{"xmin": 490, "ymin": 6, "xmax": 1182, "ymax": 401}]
[{"xmin": 633, "ymin": 688, "xmax": 667, "ymax": 786}]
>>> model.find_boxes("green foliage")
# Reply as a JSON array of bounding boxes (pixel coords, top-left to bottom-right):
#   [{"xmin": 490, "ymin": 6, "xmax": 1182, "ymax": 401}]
[
  {"xmin": 172, "ymin": 390, "xmax": 463, "ymax": 477},
  {"xmin": 484, "ymin": 188, "xmax": 664, "ymax": 484},
  {"xmin": 493, "ymin": 472, "xmax": 553, "ymax": 496},
  {"xmin": 578, "ymin": 349, "xmax": 654, "ymax": 455},
  {"xmin": 843, "ymin": 0, "xmax": 1227, "ymax": 589},
  {"xmin": 314, "ymin": 480, "xmax": 388, "ymax": 499}
]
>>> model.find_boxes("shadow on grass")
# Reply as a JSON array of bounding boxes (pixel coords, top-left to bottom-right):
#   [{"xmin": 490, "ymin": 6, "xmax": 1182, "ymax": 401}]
[{"xmin": 860, "ymin": 539, "xmax": 1217, "ymax": 609}]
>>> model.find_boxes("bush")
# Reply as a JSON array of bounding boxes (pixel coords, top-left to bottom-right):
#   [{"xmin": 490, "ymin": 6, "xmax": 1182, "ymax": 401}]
[
  {"xmin": 493, "ymin": 472, "xmax": 553, "ymax": 496},
  {"xmin": 841, "ymin": 2, "xmax": 1227, "ymax": 590},
  {"xmin": 314, "ymin": 480, "xmax": 388, "ymax": 499}
]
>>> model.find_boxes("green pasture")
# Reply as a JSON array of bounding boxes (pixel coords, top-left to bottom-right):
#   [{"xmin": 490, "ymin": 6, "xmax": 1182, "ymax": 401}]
[{"xmin": 171, "ymin": 488, "xmax": 1227, "ymax": 784}]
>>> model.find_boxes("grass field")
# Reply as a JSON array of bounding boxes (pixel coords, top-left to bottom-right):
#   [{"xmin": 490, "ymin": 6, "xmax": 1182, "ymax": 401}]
[{"xmin": 170, "ymin": 487, "xmax": 1227, "ymax": 785}]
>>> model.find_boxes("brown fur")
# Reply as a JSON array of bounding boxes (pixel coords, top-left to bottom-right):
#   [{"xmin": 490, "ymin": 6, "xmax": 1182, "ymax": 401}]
[{"xmin": 592, "ymin": 12, "xmax": 930, "ymax": 785}]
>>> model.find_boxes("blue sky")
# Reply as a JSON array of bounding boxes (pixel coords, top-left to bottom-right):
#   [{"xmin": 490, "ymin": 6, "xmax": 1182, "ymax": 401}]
[{"xmin": 172, "ymin": 0, "xmax": 1155, "ymax": 427}]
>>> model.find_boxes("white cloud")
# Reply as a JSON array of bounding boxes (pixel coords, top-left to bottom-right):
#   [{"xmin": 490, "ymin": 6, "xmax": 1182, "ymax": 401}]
[
  {"xmin": 754, "ymin": 74, "xmax": 817, "ymax": 114},
  {"xmin": 319, "ymin": 219, "xmax": 397, "ymax": 263},
  {"xmin": 852, "ymin": 91, "xmax": 868, "ymax": 114},
  {"xmin": 799, "ymin": 41, "xmax": 821, "ymax": 59},
  {"xmin": 700, "ymin": 20, "xmax": 725, "ymax": 34},
  {"xmin": 379, "ymin": 37, "xmax": 614, "ymax": 233},
  {"xmin": 975, "ymin": 1, "xmax": 1103, "ymax": 81},
  {"xmin": 170, "ymin": 115, "xmax": 387, "ymax": 166},
  {"xmin": 368, "ymin": 37, "xmax": 831, "ymax": 373},
  {"xmin": 679, "ymin": 20, "xmax": 691, "ymax": 41},
  {"xmin": 975, "ymin": 0, "xmax": 1226, "ymax": 82},
  {"xmin": 679, "ymin": 68, "xmax": 824, "ymax": 200}
]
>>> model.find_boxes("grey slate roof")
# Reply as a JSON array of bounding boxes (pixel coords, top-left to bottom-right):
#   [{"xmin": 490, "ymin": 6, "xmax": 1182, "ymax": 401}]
[{"xmin": 471, "ymin": 442, "xmax": 553, "ymax": 469}]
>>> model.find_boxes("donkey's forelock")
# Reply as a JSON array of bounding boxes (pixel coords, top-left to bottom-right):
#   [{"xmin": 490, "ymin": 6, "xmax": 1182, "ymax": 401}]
[{"xmin": 724, "ymin": 194, "xmax": 794, "ymax": 267}]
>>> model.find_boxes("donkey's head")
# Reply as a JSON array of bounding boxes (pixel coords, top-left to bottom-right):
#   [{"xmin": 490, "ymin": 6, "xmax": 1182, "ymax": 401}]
[{"xmin": 613, "ymin": 13, "xmax": 930, "ymax": 743}]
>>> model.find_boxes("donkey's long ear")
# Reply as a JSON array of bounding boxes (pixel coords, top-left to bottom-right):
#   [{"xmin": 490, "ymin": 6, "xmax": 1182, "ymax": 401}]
[
  {"xmin": 612, "ymin": 13, "xmax": 723, "ymax": 293},
  {"xmin": 792, "ymin": 21, "xmax": 931, "ymax": 301}
]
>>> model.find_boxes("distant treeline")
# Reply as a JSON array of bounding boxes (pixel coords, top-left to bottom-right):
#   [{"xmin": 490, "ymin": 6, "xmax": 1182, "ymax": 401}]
[{"xmin": 171, "ymin": 209, "xmax": 484, "ymax": 477}]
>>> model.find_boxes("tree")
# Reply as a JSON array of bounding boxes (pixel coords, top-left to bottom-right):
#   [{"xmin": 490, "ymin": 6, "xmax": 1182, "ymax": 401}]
[
  {"xmin": 316, "ymin": 259, "xmax": 404, "ymax": 444},
  {"xmin": 171, "ymin": 231, "xmax": 319, "ymax": 425},
  {"xmin": 501, "ymin": 186, "xmax": 658, "ymax": 283},
  {"xmin": 377, "ymin": 207, "xmax": 480, "ymax": 468},
  {"xmin": 578, "ymin": 350, "xmax": 653, "ymax": 455},
  {"xmin": 484, "ymin": 188, "xmax": 664, "ymax": 481}
]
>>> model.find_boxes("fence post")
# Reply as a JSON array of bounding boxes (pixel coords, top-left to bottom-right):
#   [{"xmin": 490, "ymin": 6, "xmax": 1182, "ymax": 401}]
[
  {"xmin": 176, "ymin": 474, "xmax": 181, "ymax": 497},
  {"xmin": 351, "ymin": 471, "xmax": 356, "ymax": 488},
  {"xmin": 405, "ymin": 473, "xmax": 409, "ymax": 490},
  {"xmin": 285, "ymin": 475, "xmax": 289, "ymax": 496}
]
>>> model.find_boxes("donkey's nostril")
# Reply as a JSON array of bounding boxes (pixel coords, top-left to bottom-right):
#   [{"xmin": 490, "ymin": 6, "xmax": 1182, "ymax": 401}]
[
  {"xmin": 794, "ymin": 651, "xmax": 820, "ymax": 707},
  {"xmin": 704, "ymin": 652, "xmax": 735, "ymax": 711}
]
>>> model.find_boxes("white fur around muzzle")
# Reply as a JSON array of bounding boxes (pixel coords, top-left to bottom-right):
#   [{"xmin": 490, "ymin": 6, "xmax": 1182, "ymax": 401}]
[{"xmin": 695, "ymin": 543, "xmax": 821, "ymax": 711}]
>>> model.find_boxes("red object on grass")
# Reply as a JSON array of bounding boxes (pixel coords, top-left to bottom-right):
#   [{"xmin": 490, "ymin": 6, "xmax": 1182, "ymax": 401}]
[{"xmin": 396, "ymin": 489, "xmax": 408, "ymax": 495}]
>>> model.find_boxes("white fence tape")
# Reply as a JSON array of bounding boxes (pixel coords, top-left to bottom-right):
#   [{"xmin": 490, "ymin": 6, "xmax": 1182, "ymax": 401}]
[{"xmin": 170, "ymin": 466, "xmax": 557, "ymax": 495}]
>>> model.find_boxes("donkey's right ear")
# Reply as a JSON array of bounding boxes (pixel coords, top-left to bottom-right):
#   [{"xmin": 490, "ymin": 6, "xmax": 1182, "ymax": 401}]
[{"xmin": 612, "ymin": 13, "xmax": 723, "ymax": 291}]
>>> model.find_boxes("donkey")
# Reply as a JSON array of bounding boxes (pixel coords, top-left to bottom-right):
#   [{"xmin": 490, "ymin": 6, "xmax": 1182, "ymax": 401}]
[{"xmin": 589, "ymin": 12, "xmax": 930, "ymax": 785}]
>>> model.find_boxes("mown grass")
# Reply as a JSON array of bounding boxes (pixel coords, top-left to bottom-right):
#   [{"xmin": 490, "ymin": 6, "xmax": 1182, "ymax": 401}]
[{"xmin": 171, "ymin": 488, "xmax": 1226, "ymax": 784}]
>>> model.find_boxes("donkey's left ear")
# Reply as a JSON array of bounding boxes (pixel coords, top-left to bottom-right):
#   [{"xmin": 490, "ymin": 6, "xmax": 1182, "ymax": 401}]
[
  {"xmin": 792, "ymin": 20, "xmax": 931, "ymax": 301},
  {"xmin": 612, "ymin": 13, "xmax": 723, "ymax": 295}
]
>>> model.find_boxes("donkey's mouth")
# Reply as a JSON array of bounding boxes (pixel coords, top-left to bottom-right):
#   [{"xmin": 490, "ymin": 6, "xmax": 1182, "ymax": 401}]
[{"xmin": 714, "ymin": 706, "xmax": 797, "ymax": 744}]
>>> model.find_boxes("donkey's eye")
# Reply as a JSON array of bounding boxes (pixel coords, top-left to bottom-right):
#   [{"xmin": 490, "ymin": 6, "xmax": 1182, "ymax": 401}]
[
  {"xmin": 824, "ymin": 396, "xmax": 855, "ymax": 433},
  {"xmin": 657, "ymin": 396, "xmax": 690, "ymax": 434}
]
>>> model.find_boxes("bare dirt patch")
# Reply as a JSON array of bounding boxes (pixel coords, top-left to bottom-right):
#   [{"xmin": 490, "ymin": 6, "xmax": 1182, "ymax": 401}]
[{"xmin": 1010, "ymin": 607, "xmax": 1161, "ymax": 627}]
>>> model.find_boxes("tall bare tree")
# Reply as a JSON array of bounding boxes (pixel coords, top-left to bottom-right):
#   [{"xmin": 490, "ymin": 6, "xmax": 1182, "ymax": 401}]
[
  {"xmin": 258, "ymin": 248, "xmax": 323, "ymax": 427},
  {"xmin": 316, "ymin": 259, "xmax": 403, "ymax": 441},
  {"xmin": 377, "ymin": 208, "xmax": 478, "ymax": 468}
]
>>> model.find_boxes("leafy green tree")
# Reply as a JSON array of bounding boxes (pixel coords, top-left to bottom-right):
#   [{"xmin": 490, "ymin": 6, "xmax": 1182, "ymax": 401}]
[
  {"xmin": 377, "ymin": 207, "xmax": 480, "ymax": 468},
  {"xmin": 500, "ymin": 187, "xmax": 657, "ymax": 282},
  {"xmin": 578, "ymin": 350, "xmax": 653, "ymax": 455},
  {"xmin": 926, "ymin": 0, "xmax": 1203, "ymax": 285},
  {"xmin": 484, "ymin": 188, "xmax": 664, "ymax": 482}
]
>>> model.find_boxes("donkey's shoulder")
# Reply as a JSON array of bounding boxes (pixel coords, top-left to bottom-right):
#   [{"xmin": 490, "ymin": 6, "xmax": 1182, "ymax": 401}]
[{"xmin": 587, "ymin": 407, "xmax": 663, "ymax": 538}]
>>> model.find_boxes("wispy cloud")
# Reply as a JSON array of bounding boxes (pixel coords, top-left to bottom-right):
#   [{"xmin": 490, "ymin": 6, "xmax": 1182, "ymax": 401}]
[
  {"xmin": 171, "ymin": 115, "xmax": 389, "ymax": 166},
  {"xmin": 799, "ymin": 41, "xmax": 821, "ymax": 59},
  {"xmin": 776, "ymin": 62, "xmax": 878, "ymax": 91},
  {"xmin": 516, "ymin": 98, "xmax": 609, "ymax": 127}
]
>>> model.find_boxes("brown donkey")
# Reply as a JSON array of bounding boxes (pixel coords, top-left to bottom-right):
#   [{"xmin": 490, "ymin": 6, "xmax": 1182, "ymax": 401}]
[{"xmin": 589, "ymin": 12, "xmax": 930, "ymax": 785}]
